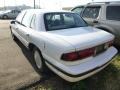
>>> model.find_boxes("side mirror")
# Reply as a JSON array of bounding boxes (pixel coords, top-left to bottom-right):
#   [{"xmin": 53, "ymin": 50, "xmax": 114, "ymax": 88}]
[{"xmin": 11, "ymin": 20, "xmax": 15, "ymax": 24}]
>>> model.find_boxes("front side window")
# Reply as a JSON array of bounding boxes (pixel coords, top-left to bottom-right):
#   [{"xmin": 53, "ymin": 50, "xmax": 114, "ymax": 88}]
[
  {"xmin": 106, "ymin": 6, "xmax": 120, "ymax": 21},
  {"xmin": 82, "ymin": 6, "xmax": 100, "ymax": 19},
  {"xmin": 16, "ymin": 10, "xmax": 26, "ymax": 23},
  {"xmin": 22, "ymin": 12, "xmax": 33, "ymax": 27},
  {"xmin": 11, "ymin": 10, "xmax": 14, "ymax": 13},
  {"xmin": 72, "ymin": 6, "xmax": 84, "ymax": 14},
  {"xmin": 44, "ymin": 12, "xmax": 87, "ymax": 31}
]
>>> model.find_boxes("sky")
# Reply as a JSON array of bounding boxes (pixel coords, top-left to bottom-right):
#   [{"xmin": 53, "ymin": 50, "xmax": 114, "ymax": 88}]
[{"xmin": 0, "ymin": 0, "xmax": 118, "ymax": 9}]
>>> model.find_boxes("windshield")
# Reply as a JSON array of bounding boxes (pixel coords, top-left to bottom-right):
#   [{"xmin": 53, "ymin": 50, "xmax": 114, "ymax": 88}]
[
  {"xmin": 71, "ymin": 6, "xmax": 84, "ymax": 15},
  {"xmin": 44, "ymin": 12, "xmax": 87, "ymax": 31}
]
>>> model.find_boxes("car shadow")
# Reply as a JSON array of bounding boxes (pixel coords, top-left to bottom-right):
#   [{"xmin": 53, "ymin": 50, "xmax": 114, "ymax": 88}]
[
  {"xmin": 114, "ymin": 45, "xmax": 120, "ymax": 53},
  {"xmin": 14, "ymin": 40, "xmax": 57, "ymax": 83}
]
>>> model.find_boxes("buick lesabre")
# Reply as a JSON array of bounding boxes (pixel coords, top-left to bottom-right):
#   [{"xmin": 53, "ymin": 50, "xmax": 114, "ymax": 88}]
[{"xmin": 10, "ymin": 9, "xmax": 118, "ymax": 82}]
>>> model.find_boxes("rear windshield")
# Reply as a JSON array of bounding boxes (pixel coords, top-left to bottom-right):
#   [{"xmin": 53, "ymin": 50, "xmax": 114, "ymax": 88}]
[
  {"xmin": 106, "ymin": 6, "xmax": 120, "ymax": 21},
  {"xmin": 44, "ymin": 12, "xmax": 87, "ymax": 31}
]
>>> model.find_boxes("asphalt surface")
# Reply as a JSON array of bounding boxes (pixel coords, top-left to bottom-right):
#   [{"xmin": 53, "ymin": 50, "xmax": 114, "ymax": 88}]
[{"xmin": 0, "ymin": 20, "xmax": 41, "ymax": 90}]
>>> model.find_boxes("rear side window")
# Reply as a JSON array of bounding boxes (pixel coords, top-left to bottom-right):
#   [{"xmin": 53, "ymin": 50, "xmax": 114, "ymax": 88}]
[
  {"xmin": 72, "ymin": 6, "xmax": 84, "ymax": 14},
  {"xmin": 82, "ymin": 6, "xmax": 100, "ymax": 19},
  {"xmin": 22, "ymin": 12, "xmax": 33, "ymax": 27},
  {"xmin": 106, "ymin": 6, "xmax": 120, "ymax": 21}
]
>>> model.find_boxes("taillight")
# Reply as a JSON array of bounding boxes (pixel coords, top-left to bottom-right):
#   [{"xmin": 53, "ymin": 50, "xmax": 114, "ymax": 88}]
[
  {"xmin": 61, "ymin": 52, "xmax": 79, "ymax": 61},
  {"xmin": 61, "ymin": 48, "xmax": 95, "ymax": 61},
  {"xmin": 78, "ymin": 48, "xmax": 95, "ymax": 59}
]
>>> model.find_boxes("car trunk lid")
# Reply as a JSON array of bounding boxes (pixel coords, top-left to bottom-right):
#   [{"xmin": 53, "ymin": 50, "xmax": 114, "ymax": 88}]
[{"xmin": 48, "ymin": 26, "xmax": 114, "ymax": 51}]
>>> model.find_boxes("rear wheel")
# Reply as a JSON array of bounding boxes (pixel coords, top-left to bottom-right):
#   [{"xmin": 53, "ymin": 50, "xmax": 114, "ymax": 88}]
[
  {"xmin": 3, "ymin": 15, "xmax": 8, "ymax": 19},
  {"xmin": 33, "ymin": 47, "xmax": 46, "ymax": 72}
]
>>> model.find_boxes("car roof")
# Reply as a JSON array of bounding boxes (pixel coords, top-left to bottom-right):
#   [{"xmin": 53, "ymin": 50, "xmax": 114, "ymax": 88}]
[
  {"xmin": 73, "ymin": 5, "xmax": 85, "ymax": 8},
  {"xmin": 23, "ymin": 9, "xmax": 71, "ymax": 15},
  {"xmin": 71, "ymin": 5, "xmax": 85, "ymax": 10},
  {"xmin": 87, "ymin": 1, "xmax": 120, "ymax": 6}
]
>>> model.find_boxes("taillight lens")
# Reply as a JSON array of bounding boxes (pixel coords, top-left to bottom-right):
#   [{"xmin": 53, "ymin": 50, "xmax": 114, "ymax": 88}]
[
  {"xmin": 61, "ymin": 48, "xmax": 95, "ymax": 61},
  {"xmin": 78, "ymin": 48, "xmax": 95, "ymax": 59},
  {"xmin": 61, "ymin": 52, "xmax": 79, "ymax": 61}
]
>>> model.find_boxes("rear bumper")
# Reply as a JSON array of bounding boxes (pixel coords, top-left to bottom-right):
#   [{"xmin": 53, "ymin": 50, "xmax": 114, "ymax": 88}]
[{"xmin": 45, "ymin": 47, "xmax": 117, "ymax": 82}]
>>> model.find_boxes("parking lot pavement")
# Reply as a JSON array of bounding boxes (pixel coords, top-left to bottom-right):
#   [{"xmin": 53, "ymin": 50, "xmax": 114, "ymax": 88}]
[{"xmin": 0, "ymin": 20, "xmax": 41, "ymax": 89}]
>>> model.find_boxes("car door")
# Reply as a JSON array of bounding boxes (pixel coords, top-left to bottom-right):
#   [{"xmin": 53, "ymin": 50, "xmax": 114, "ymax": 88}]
[
  {"xmin": 105, "ymin": 5, "xmax": 120, "ymax": 38},
  {"xmin": 17, "ymin": 11, "xmax": 33, "ymax": 47},
  {"xmin": 11, "ymin": 10, "xmax": 27, "ymax": 46},
  {"xmin": 82, "ymin": 6, "xmax": 101, "ymax": 26},
  {"xmin": 11, "ymin": 10, "xmax": 26, "ymax": 41}
]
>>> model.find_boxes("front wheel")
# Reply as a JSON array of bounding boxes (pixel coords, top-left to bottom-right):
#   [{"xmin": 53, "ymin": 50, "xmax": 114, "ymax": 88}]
[{"xmin": 33, "ymin": 47, "xmax": 46, "ymax": 72}]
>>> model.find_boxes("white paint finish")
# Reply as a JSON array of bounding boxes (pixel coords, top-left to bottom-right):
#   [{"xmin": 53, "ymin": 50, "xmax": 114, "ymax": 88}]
[
  {"xmin": 10, "ymin": 9, "xmax": 118, "ymax": 82},
  {"xmin": 46, "ymin": 59, "xmax": 112, "ymax": 82},
  {"xmin": 46, "ymin": 47, "xmax": 117, "ymax": 82},
  {"xmin": 48, "ymin": 26, "xmax": 114, "ymax": 51}
]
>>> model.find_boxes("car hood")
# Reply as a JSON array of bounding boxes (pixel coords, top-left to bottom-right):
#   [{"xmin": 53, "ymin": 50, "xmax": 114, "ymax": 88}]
[
  {"xmin": 0, "ymin": 10, "xmax": 10, "ymax": 15},
  {"xmin": 0, "ymin": 12, "xmax": 7, "ymax": 16},
  {"xmin": 48, "ymin": 26, "xmax": 114, "ymax": 50}
]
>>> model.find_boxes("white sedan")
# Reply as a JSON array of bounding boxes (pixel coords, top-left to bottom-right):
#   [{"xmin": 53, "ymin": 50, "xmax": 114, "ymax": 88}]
[{"xmin": 10, "ymin": 9, "xmax": 117, "ymax": 82}]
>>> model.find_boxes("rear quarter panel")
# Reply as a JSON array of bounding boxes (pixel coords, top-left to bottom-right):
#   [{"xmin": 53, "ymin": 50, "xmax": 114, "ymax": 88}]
[{"xmin": 29, "ymin": 31, "xmax": 75, "ymax": 64}]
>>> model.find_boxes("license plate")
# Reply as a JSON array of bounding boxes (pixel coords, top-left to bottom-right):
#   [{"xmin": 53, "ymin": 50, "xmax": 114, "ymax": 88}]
[{"xmin": 95, "ymin": 44, "xmax": 105, "ymax": 55}]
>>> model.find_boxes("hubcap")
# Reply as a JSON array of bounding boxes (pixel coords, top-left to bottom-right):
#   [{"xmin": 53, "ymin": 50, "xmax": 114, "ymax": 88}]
[
  {"xmin": 4, "ymin": 16, "xmax": 7, "ymax": 19},
  {"xmin": 34, "ymin": 50, "xmax": 42, "ymax": 69}
]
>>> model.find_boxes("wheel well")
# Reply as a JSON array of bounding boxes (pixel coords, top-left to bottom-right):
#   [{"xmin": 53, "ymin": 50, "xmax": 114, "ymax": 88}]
[
  {"xmin": 3, "ymin": 15, "xmax": 8, "ymax": 17},
  {"xmin": 28, "ymin": 43, "xmax": 43, "ymax": 59},
  {"xmin": 28, "ymin": 43, "xmax": 42, "ymax": 53},
  {"xmin": 28, "ymin": 43, "xmax": 36, "ymax": 51}
]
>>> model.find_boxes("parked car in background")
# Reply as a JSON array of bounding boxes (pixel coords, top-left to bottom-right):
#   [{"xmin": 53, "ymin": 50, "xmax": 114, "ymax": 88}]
[
  {"xmin": 0, "ymin": 9, "xmax": 21, "ymax": 19},
  {"xmin": 0, "ymin": 11, "xmax": 4, "ymax": 14},
  {"xmin": 10, "ymin": 9, "xmax": 117, "ymax": 82},
  {"xmin": 72, "ymin": 1, "xmax": 120, "ymax": 45}
]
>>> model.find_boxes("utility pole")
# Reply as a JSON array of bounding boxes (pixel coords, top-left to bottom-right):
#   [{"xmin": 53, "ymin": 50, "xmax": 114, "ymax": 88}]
[
  {"xmin": 34, "ymin": 0, "xmax": 35, "ymax": 9},
  {"xmin": 14, "ymin": 0, "xmax": 17, "ymax": 9},
  {"xmin": 4, "ymin": 0, "xmax": 6, "ymax": 10},
  {"xmin": 39, "ymin": 0, "xmax": 40, "ymax": 9}
]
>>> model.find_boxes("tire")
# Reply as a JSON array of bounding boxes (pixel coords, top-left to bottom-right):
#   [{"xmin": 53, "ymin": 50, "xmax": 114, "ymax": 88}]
[
  {"xmin": 2, "ymin": 15, "xmax": 8, "ymax": 19},
  {"xmin": 33, "ymin": 47, "xmax": 46, "ymax": 72},
  {"xmin": 11, "ymin": 30, "xmax": 17, "ymax": 41}
]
